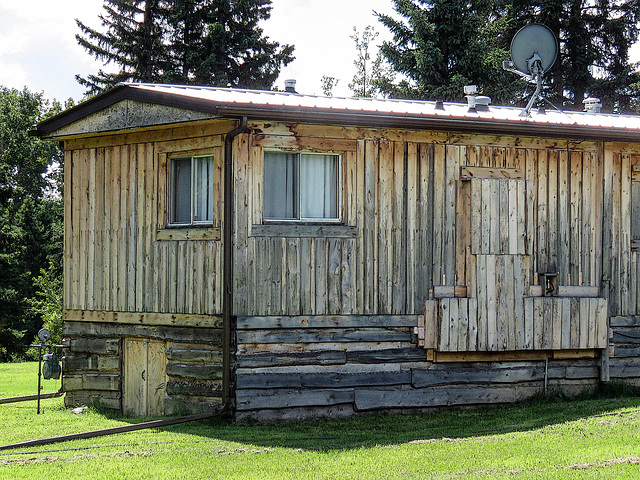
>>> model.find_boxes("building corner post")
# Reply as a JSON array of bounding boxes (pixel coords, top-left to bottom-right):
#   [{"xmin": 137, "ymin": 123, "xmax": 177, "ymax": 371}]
[{"xmin": 222, "ymin": 117, "xmax": 248, "ymax": 411}]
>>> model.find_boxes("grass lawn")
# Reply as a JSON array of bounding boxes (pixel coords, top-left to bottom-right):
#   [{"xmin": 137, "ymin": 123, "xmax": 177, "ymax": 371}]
[{"xmin": 1, "ymin": 362, "xmax": 640, "ymax": 479}]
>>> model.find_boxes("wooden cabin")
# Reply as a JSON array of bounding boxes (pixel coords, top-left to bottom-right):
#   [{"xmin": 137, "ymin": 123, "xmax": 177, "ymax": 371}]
[{"xmin": 32, "ymin": 83, "xmax": 640, "ymax": 420}]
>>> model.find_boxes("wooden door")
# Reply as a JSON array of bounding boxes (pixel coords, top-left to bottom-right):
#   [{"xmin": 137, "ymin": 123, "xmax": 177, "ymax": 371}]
[{"xmin": 124, "ymin": 338, "xmax": 167, "ymax": 416}]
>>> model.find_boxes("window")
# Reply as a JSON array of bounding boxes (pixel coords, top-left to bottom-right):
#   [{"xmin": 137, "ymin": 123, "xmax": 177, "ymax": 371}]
[
  {"xmin": 169, "ymin": 155, "xmax": 214, "ymax": 225},
  {"xmin": 264, "ymin": 151, "xmax": 341, "ymax": 221}
]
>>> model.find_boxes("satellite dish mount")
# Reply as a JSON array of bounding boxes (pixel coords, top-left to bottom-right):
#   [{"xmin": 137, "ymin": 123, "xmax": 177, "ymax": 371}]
[{"xmin": 503, "ymin": 24, "xmax": 558, "ymax": 117}]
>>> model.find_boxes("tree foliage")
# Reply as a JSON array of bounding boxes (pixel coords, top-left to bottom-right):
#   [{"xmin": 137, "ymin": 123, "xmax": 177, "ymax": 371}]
[
  {"xmin": 0, "ymin": 87, "xmax": 63, "ymax": 361},
  {"xmin": 377, "ymin": 0, "xmax": 640, "ymax": 111},
  {"xmin": 76, "ymin": 0, "xmax": 295, "ymax": 95},
  {"xmin": 348, "ymin": 26, "xmax": 394, "ymax": 98},
  {"xmin": 376, "ymin": 0, "xmax": 514, "ymax": 102},
  {"xmin": 500, "ymin": 0, "xmax": 640, "ymax": 112}
]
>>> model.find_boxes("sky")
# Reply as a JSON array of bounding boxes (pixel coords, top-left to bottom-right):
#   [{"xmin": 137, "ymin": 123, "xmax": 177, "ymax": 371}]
[{"xmin": 0, "ymin": 0, "xmax": 395, "ymax": 103}]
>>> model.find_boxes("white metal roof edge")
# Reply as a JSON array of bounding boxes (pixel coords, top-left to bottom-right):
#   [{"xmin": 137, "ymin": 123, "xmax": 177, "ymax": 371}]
[{"xmin": 124, "ymin": 82, "xmax": 640, "ymax": 133}]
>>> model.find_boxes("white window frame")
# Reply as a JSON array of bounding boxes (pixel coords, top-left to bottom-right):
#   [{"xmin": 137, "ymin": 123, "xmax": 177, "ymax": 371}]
[
  {"xmin": 263, "ymin": 150, "xmax": 343, "ymax": 223},
  {"xmin": 168, "ymin": 154, "xmax": 214, "ymax": 227}
]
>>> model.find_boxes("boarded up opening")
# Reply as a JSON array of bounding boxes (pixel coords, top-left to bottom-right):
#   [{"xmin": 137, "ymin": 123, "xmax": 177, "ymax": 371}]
[{"xmin": 124, "ymin": 338, "xmax": 167, "ymax": 416}]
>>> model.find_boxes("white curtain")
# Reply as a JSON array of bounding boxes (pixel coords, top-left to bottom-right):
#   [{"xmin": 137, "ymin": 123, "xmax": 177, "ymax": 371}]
[
  {"xmin": 193, "ymin": 156, "xmax": 214, "ymax": 223},
  {"xmin": 264, "ymin": 152, "xmax": 298, "ymax": 219},
  {"xmin": 300, "ymin": 154, "xmax": 338, "ymax": 219}
]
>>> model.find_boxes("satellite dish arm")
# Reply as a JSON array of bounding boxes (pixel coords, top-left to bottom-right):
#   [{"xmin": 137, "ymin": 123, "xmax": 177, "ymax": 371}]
[{"xmin": 520, "ymin": 58, "xmax": 543, "ymax": 117}]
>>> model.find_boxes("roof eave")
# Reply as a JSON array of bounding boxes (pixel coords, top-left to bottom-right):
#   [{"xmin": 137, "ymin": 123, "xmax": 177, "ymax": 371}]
[
  {"xmin": 217, "ymin": 105, "xmax": 639, "ymax": 143},
  {"xmin": 30, "ymin": 84, "xmax": 640, "ymax": 143},
  {"xmin": 30, "ymin": 85, "xmax": 223, "ymax": 138}
]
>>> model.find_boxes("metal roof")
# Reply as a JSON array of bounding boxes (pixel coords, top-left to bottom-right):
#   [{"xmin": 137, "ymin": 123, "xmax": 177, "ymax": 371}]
[{"xmin": 32, "ymin": 82, "xmax": 640, "ymax": 142}]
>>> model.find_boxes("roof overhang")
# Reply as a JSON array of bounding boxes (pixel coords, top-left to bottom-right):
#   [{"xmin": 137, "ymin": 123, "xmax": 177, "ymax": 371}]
[{"xmin": 31, "ymin": 83, "xmax": 640, "ymax": 143}]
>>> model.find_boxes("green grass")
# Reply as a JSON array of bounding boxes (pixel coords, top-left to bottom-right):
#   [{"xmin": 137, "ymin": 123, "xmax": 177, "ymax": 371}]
[{"xmin": 1, "ymin": 362, "xmax": 640, "ymax": 479}]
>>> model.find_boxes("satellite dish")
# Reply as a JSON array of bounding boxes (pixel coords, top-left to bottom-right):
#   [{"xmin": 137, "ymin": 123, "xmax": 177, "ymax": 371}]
[
  {"xmin": 502, "ymin": 24, "xmax": 559, "ymax": 117},
  {"xmin": 510, "ymin": 24, "xmax": 558, "ymax": 75}
]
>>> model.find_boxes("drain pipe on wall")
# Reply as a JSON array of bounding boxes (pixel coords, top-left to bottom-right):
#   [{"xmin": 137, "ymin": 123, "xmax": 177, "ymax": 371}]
[{"xmin": 222, "ymin": 117, "xmax": 248, "ymax": 409}]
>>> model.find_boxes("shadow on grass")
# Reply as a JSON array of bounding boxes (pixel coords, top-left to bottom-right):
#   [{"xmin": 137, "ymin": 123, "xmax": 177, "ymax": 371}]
[{"xmin": 95, "ymin": 384, "xmax": 640, "ymax": 452}]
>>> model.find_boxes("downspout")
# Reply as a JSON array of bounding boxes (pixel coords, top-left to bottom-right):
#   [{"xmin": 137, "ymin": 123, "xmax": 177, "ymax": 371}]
[{"xmin": 222, "ymin": 117, "xmax": 248, "ymax": 410}]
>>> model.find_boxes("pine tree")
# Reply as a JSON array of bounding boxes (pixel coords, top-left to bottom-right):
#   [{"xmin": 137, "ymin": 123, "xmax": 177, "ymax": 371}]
[
  {"xmin": 376, "ymin": 0, "xmax": 514, "ymax": 102},
  {"xmin": 512, "ymin": 0, "xmax": 640, "ymax": 113},
  {"xmin": 76, "ymin": 0, "xmax": 169, "ymax": 94},
  {"xmin": 76, "ymin": 0, "xmax": 295, "ymax": 94},
  {"xmin": 378, "ymin": 0, "xmax": 640, "ymax": 111},
  {"xmin": 165, "ymin": 0, "xmax": 294, "ymax": 89}
]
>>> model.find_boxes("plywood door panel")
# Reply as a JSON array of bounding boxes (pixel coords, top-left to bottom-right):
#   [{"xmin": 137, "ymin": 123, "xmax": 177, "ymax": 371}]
[
  {"xmin": 124, "ymin": 338, "xmax": 166, "ymax": 416},
  {"xmin": 124, "ymin": 338, "xmax": 146, "ymax": 416},
  {"xmin": 146, "ymin": 340, "xmax": 167, "ymax": 416}
]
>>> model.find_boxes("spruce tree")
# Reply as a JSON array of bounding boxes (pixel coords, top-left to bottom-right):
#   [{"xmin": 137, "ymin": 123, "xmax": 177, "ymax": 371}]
[
  {"xmin": 376, "ymin": 0, "xmax": 514, "ymax": 102},
  {"xmin": 76, "ymin": 0, "xmax": 294, "ymax": 95},
  {"xmin": 378, "ymin": 0, "xmax": 640, "ymax": 112},
  {"xmin": 165, "ymin": 0, "xmax": 294, "ymax": 89},
  {"xmin": 76, "ymin": 0, "xmax": 169, "ymax": 95}
]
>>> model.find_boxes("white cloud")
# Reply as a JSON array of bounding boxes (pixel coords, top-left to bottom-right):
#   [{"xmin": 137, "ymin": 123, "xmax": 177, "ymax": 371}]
[{"xmin": 0, "ymin": 0, "xmax": 398, "ymax": 100}]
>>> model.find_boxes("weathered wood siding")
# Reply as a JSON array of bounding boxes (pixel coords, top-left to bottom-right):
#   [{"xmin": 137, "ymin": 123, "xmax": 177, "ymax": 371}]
[
  {"xmin": 603, "ymin": 150, "xmax": 640, "ymax": 317},
  {"xmin": 62, "ymin": 123, "xmax": 234, "ymax": 414},
  {"xmin": 232, "ymin": 124, "xmax": 624, "ymax": 354},
  {"xmin": 64, "ymin": 121, "xmax": 638, "ymax": 324},
  {"xmin": 61, "ymin": 117, "xmax": 640, "ymax": 418},
  {"xmin": 62, "ymin": 316, "xmax": 225, "ymax": 414},
  {"xmin": 235, "ymin": 315, "xmax": 600, "ymax": 421},
  {"xmin": 63, "ymin": 123, "xmax": 237, "ymax": 316}
]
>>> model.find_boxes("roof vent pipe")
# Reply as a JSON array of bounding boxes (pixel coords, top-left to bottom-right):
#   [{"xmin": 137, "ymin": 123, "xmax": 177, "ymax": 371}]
[
  {"xmin": 584, "ymin": 97, "xmax": 602, "ymax": 114},
  {"xmin": 475, "ymin": 95, "xmax": 491, "ymax": 112},
  {"xmin": 284, "ymin": 79, "xmax": 298, "ymax": 94},
  {"xmin": 464, "ymin": 85, "xmax": 478, "ymax": 112}
]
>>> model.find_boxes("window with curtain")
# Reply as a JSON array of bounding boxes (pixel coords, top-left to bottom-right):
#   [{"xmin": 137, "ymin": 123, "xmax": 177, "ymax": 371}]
[
  {"xmin": 264, "ymin": 151, "xmax": 340, "ymax": 221},
  {"xmin": 169, "ymin": 155, "xmax": 214, "ymax": 225}
]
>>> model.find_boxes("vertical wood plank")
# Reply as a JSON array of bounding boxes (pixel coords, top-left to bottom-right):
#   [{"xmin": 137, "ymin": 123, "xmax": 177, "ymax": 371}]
[
  {"xmin": 101, "ymin": 148, "xmax": 111, "ymax": 312},
  {"xmin": 558, "ymin": 150, "xmax": 570, "ymax": 284},
  {"xmin": 86, "ymin": 148, "xmax": 97, "ymax": 310},
  {"xmin": 64, "ymin": 150, "xmax": 74, "ymax": 309},
  {"xmin": 470, "ymin": 178, "xmax": 482, "ymax": 254},
  {"xmin": 486, "ymin": 254, "xmax": 498, "ymax": 351},
  {"xmin": 392, "ymin": 141, "xmax": 406, "ymax": 313},
  {"xmin": 547, "ymin": 150, "xmax": 559, "ymax": 275},
  {"xmin": 439, "ymin": 298, "xmax": 450, "ymax": 351},
  {"xmin": 355, "ymin": 140, "xmax": 366, "ymax": 313},
  {"xmin": 76, "ymin": 149, "xmax": 87, "ymax": 310},
  {"xmin": 468, "ymin": 295, "xmax": 478, "ymax": 351},
  {"xmin": 406, "ymin": 142, "xmax": 418, "ymax": 312},
  {"xmin": 93, "ymin": 148, "xmax": 106, "ymax": 310},
  {"xmin": 364, "ymin": 139, "xmax": 379, "ymax": 313},
  {"xmin": 432, "ymin": 144, "xmax": 446, "ymax": 285},
  {"xmin": 620, "ymin": 153, "xmax": 632, "ymax": 315},
  {"xmin": 610, "ymin": 152, "xmax": 622, "ymax": 315},
  {"xmin": 569, "ymin": 151, "xmax": 582, "ymax": 285},
  {"xmin": 476, "ymin": 254, "xmax": 488, "ymax": 351},
  {"xmin": 537, "ymin": 149, "xmax": 549, "ymax": 273},
  {"xmin": 146, "ymin": 340, "xmax": 166, "ymax": 416},
  {"xmin": 341, "ymin": 238, "xmax": 355, "ymax": 314},
  {"xmin": 314, "ymin": 237, "xmax": 327, "ymax": 315},
  {"xmin": 377, "ymin": 140, "xmax": 393, "ymax": 313},
  {"xmin": 127, "ymin": 145, "xmax": 137, "ymax": 312},
  {"xmin": 135, "ymin": 144, "xmax": 146, "ymax": 312}
]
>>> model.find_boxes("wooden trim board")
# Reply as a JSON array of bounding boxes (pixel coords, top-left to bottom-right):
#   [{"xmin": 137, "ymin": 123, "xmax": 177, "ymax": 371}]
[{"xmin": 63, "ymin": 309, "xmax": 223, "ymax": 328}]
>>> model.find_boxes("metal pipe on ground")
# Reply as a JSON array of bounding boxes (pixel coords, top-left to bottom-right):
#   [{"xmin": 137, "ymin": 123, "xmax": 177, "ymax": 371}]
[
  {"xmin": 0, "ymin": 412, "xmax": 216, "ymax": 451},
  {"xmin": 0, "ymin": 392, "xmax": 64, "ymax": 405}
]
